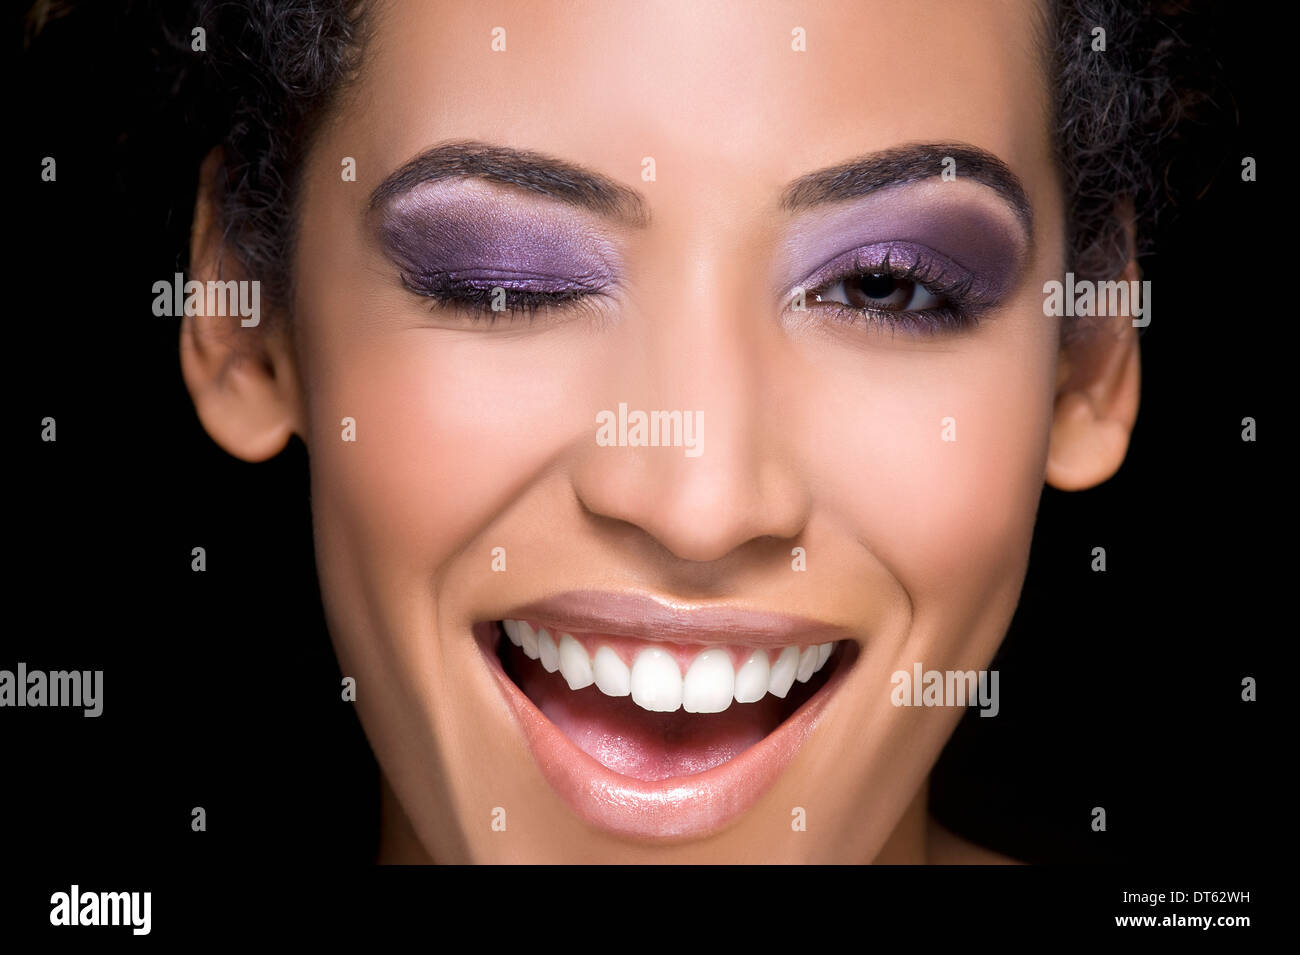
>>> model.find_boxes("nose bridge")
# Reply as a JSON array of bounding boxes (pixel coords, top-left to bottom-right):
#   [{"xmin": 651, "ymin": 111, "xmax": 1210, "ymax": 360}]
[
  {"xmin": 572, "ymin": 234, "xmax": 810, "ymax": 563},
  {"xmin": 651, "ymin": 273, "xmax": 754, "ymax": 483}
]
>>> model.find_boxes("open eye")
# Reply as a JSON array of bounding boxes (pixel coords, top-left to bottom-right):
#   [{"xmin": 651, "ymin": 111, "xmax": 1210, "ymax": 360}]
[{"xmin": 812, "ymin": 271, "xmax": 945, "ymax": 312}]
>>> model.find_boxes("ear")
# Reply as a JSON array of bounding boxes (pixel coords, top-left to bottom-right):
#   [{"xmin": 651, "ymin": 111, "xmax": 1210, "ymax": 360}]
[
  {"xmin": 179, "ymin": 148, "xmax": 304, "ymax": 461},
  {"xmin": 1044, "ymin": 242, "xmax": 1143, "ymax": 491}
]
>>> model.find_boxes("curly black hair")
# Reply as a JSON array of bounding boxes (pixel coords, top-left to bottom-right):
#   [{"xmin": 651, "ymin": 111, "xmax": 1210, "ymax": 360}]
[
  {"xmin": 1051, "ymin": 0, "xmax": 1209, "ymax": 283},
  {"xmin": 28, "ymin": 0, "xmax": 1218, "ymax": 321}
]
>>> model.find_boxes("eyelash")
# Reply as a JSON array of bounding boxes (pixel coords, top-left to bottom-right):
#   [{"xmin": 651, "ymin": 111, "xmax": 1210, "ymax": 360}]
[
  {"xmin": 401, "ymin": 272, "xmax": 603, "ymax": 322},
  {"xmin": 400, "ymin": 249, "xmax": 987, "ymax": 334},
  {"xmin": 798, "ymin": 249, "xmax": 983, "ymax": 334}
]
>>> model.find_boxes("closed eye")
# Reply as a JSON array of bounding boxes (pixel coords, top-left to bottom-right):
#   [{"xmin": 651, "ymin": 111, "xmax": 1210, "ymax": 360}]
[{"xmin": 400, "ymin": 269, "xmax": 608, "ymax": 321}]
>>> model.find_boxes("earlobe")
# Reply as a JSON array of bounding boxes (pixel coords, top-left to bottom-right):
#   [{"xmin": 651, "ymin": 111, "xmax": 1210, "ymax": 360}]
[
  {"xmin": 179, "ymin": 148, "xmax": 304, "ymax": 462},
  {"xmin": 1045, "ymin": 261, "xmax": 1143, "ymax": 492},
  {"xmin": 180, "ymin": 319, "xmax": 303, "ymax": 462}
]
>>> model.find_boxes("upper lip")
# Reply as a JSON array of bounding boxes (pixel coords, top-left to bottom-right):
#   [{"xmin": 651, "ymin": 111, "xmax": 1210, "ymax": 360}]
[{"xmin": 500, "ymin": 590, "xmax": 856, "ymax": 647}]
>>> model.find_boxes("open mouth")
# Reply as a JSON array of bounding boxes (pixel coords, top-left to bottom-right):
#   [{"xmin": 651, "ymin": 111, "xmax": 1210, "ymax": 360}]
[
  {"xmin": 495, "ymin": 619, "xmax": 842, "ymax": 781},
  {"xmin": 476, "ymin": 592, "xmax": 858, "ymax": 839}
]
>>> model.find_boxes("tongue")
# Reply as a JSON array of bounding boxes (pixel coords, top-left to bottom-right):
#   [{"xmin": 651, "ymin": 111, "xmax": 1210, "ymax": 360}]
[{"xmin": 507, "ymin": 642, "xmax": 798, "ymax": 781}]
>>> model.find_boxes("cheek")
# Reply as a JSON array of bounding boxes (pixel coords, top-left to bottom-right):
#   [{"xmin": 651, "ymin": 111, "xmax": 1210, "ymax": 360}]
[
  {"xmin": 295, "ymin": 320, "xmax": 606, "ymax": 583},
  {"xmin": 804, "ymin": 311, "xmax": 1057, "ymax": 613}
]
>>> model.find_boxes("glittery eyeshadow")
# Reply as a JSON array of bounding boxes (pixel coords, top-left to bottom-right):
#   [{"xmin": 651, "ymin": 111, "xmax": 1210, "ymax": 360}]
[
  {"xmin": 376, "ymin": 184, "xmax": 619, "ymax": 295},
  {"xmin": 778, "ymin": 181, "xmax": 1030, "ymax": 304}
]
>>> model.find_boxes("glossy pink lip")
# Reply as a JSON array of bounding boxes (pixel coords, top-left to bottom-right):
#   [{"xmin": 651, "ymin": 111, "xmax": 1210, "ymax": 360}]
[
  {"xmin": 476, "ymin": 591, "xmax": 859, "ymax": 840},
  {"xmin": 505, "ymin": 590, "xmax": 857, "ymax": 647}
]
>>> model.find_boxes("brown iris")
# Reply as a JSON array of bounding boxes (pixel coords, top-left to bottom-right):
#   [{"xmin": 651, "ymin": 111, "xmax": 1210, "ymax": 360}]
[{"xmin": 844, "ymin": 272, "xmax": 916, "ymax": 310}]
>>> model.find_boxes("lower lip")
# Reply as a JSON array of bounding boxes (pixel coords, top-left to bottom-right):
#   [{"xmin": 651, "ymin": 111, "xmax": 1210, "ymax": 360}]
[{"xmin": 476, "ymin": 623, "xmax": 856, "ymax": 840}]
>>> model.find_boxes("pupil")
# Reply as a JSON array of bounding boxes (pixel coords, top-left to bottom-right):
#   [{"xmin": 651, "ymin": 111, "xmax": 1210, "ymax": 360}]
[{"xmin": 858, "ymin": 273, "xmax": 896, "ymax": 299}]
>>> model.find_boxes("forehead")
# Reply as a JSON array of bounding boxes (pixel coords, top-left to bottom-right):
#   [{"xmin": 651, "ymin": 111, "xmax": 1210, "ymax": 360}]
[{"xmin": 347, "ymin": 0, "xmax": 1052, "ymax": 207}]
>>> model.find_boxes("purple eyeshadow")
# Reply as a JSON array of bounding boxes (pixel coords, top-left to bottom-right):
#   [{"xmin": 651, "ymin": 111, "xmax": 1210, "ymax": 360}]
[
  {"xmin": 779, "ymin": 184, "xmax": 1030, "ymax": 305},
  {"xmin": 376, "ymin": 188, "xmax": 619, "ymax": 295},
  {"xmin": 801, "ymin": 241, "xmax": 1000, "ymax": 305},
  {"xmin": 375, "ymin": 177, "xmax": 1028, "ymax": 322}
]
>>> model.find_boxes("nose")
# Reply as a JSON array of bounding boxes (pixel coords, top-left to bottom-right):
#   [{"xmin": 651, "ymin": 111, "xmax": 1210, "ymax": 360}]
[{"xmin": 570, "ymin": 259, "xmax": 811, "ymax": 564}]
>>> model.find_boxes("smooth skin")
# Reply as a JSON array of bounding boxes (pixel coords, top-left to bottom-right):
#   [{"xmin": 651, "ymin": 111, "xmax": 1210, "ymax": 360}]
[{"xmin": 181, "ymin": 0, "xmax": 1139, "ymax": 863}]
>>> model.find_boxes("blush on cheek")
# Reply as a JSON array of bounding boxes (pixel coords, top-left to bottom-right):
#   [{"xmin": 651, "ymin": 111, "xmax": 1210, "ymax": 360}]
[
  {"xmin": 928, "ymin": 425, "xmax": 1040, "ymax": 578},
  {"xmin": 306, "ymin": 336, "xmax": 597, "ymax": 581},
  {"xmin": 820, "ymin": 351, "xmax": 1053, "ymax": 619}
]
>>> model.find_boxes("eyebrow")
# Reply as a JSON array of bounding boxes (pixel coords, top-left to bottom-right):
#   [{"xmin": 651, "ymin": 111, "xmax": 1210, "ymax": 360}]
[
  {"xmin": 781, "ymin": 143, "xmax": 1033, "ymax": 237},
  {"xmin": 369, "ymin": 141, "xmax": 651, "ymax": 226},
  {"xmin": 370, "ymin": 140, "xmax": 1032, "ymax": 237}
]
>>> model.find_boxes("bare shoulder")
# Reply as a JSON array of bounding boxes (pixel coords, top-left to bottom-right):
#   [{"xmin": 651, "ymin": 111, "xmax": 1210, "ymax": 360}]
[{"xmin": 926, "ymin": 817, "xmax": 1022, "ymax": 865}]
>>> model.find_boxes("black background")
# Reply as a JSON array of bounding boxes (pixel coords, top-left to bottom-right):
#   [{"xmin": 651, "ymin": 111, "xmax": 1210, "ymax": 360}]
[{"xmin": 6, "ymin": 0, "xmax": 1277, "ymax": 888}]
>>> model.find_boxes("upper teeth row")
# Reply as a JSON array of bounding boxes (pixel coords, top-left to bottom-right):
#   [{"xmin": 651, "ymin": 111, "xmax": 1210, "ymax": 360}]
[{"xmin": 502, "ymin": 619, "xmax": 834, "ymax": 714}]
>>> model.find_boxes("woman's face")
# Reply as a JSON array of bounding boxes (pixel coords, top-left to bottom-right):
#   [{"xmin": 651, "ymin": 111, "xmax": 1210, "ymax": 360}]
[{"xmin": 238, "ymin": 0, "xmax": 1076, "ymax": 861}]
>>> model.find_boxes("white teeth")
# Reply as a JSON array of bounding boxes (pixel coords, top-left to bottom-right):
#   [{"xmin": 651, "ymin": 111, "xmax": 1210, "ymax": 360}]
[
  {"xmin": 733, "ymin": 650, "xmax": 770, "ymax": 704},
  {"xmin": 683, "ymin": 649, "xmax": 736, "ymax": 714},
  {"xmin": 630, "ymin": 648, "xmax": 683, "ymax": 712},
  {"xmin": 592, "ymin": 646, "xmax": 631, "ymax": 697},
  {"xmin": 537, "ymin": 628, "xmax": 560, "ymax": 673},
  {"xmin": 796, "ymin": 646, "xmax": 819, "ymax": 683},
  {"xmin": 517, "ymin": 620, "xmax": 540, "ymax": 660},
  {"xmin": 558, "ymin": 633, "xmax": 594, "ymax": 690},
  {"xmin": 501, "ymin": 620, "xmax": 839, "ymax": 713},
  {"xmin": 768, "ymin": 646, "xmax": 800, "ymax": 699}
]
